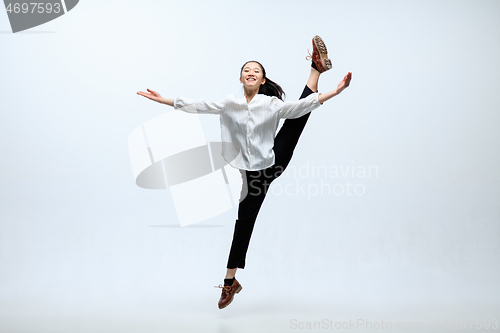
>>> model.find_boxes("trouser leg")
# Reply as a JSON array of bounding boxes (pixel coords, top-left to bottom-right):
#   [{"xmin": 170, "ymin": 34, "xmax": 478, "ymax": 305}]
[
  {"xmin": 272, "ymin": 85, "xmax": 315, "ymax": 171},
  {"xmin": 227, "ymin": 169, "xmax": 273, "ymax": 269}
]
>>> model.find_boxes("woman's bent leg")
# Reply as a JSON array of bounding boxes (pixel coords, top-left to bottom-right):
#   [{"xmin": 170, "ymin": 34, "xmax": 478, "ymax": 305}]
[{"xmin": 226, "ymin": 168, "xmax": 276, "ymax": 269}]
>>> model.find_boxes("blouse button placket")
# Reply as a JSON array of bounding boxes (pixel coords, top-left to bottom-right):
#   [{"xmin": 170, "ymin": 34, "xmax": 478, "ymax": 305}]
[{"xmin": 246, "ymin": 104, "xmax": 252, "ymax": 168}]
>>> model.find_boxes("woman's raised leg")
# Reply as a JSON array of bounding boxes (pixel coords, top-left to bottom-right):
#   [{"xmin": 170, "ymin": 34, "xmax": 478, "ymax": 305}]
[
  {"xmin": 272, "ymin": 67, "xmax": 321, "ymax": 172},
  {"xmin": 273, "ymin": 33, "xmax": 334, "ymax": 171}
]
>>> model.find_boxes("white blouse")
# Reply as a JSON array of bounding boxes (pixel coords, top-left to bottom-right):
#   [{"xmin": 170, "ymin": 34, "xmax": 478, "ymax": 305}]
[{"xmin": 173, "ymin": 92, "xmax": 321, "ymax": 171}]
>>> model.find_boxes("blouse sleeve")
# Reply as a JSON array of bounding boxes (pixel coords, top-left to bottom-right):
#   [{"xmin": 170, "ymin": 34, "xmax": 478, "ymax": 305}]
[
  {"xmin": 173, "ymin": 97, "xmax": 225, "ymax": 115},
  {"xmin": 273, "ymin": 92, "xmax": 321, "ymax": 119}
]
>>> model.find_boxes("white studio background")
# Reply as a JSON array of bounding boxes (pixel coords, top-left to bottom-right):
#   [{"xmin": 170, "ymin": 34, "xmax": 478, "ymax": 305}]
[{"xmin": 1, "ymin": 0, "xmax": 499, "ymax": 332}]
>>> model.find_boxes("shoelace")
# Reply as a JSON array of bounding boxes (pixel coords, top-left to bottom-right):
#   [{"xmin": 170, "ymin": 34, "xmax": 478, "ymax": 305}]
[
  {"xmin": 305, "ymin": 49, "xmax": 313, "ymax": 61},
  {"xmin": 214, "ymin": 284, "xmax": 232, "ymax": 292}
]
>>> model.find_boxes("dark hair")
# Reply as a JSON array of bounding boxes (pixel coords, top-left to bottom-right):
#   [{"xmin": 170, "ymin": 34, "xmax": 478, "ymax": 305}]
[{"xmin": 240, "ymin": 60, "xmax": 285, "ymax": 101}]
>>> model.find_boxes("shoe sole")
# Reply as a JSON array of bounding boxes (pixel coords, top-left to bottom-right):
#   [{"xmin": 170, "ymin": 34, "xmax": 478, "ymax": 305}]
[
  {"xmin": 218, "ymin": 285, "xmax": 242, "ymax": 309},
  {"xmin": 312, "ymin": 35, "xmax": 332, "ymax": 72}
]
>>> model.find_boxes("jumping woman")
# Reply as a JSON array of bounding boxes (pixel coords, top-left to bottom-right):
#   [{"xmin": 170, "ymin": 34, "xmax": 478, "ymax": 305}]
[{"xmin": 137, "ymin": 35, "xmax": 352, "ymax": 309}]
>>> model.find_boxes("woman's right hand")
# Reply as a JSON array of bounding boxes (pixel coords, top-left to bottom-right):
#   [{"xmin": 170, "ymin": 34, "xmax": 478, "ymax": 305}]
[
  {"xmin": 137, "ymin": 89, "xmax": 174, "ymax": 106},
  {"xmin": 137, "ymin": 88, "xmax": 164, "ymax": 103}
]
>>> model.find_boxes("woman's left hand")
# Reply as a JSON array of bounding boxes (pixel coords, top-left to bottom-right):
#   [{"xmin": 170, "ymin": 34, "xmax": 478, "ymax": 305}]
[
  {"xmin": 318, "ymin": 72, "xmax": 352, "ymax": 104},
  {"xmin": 336, "ymin": 72, "xmax": 352, "ymax": 93}
]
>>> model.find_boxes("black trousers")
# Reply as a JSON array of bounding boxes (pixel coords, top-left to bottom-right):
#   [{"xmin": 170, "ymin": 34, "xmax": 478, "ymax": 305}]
[{"xmin": 226, "ymin": 85, "xmax": 315, "ymax": 269}]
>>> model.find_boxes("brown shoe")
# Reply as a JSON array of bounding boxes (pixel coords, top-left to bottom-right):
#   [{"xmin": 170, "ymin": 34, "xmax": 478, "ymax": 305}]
[
  {"xmin": 306, "ymin": 35, "xmax": 332, "ymax": 73},
  {"xmin": 215, "ymin": 279, "xmax": 242, "ymax": 309}
]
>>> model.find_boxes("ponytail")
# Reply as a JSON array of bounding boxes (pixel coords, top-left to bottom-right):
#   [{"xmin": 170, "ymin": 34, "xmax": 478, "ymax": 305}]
[
  {"xmin": 259, "ymin": 77, "xmax": 285, "ymax": 101},
  {"xmin": 240, "ymin": 60, "xmax": 286, "ymax": 101}
]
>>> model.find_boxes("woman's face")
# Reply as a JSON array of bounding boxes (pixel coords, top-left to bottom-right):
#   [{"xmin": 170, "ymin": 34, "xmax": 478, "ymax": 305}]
[{"xmin": 240, "ymin": 62, "xmax": 266, "ymax": 89}]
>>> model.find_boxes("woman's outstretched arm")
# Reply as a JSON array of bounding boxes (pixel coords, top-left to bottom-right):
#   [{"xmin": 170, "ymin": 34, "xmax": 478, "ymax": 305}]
[
  {"xmin": 137, "ymin": 88, "xmax": 224, "ymax": 114},
  {"xmin": 276, "ymin": 72, "xmax": 353, "ymax": 119},
  {"xmin": 137, "ymin": 89, "xmax": 174, "ymax": 106},
  {"xmin": 318, "ymin": 72, "xmax": 352, "ymax": 104}
]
